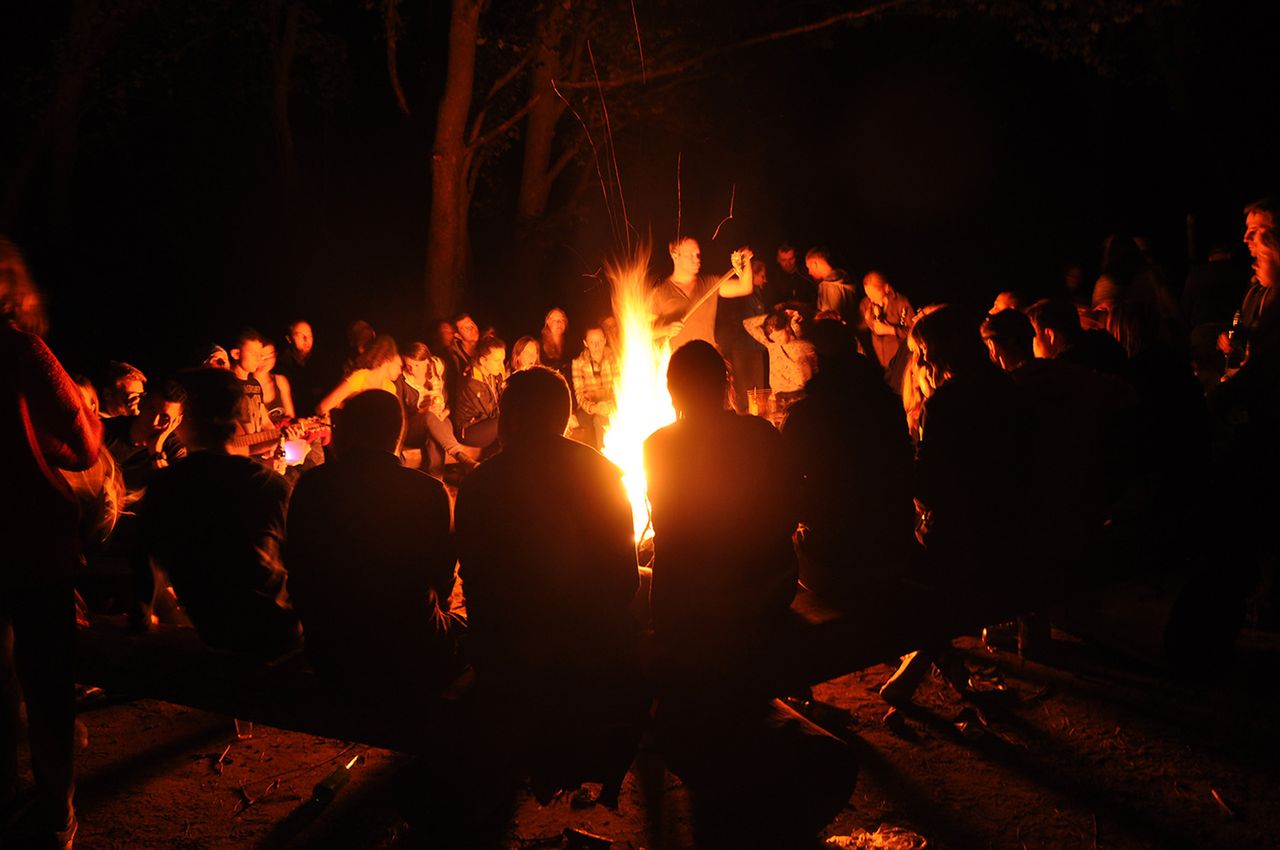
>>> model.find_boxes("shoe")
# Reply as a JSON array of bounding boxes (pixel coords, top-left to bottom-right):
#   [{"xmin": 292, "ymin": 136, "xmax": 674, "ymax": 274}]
[
  {"xmin": 879, "ymin": 651, "xmax": 931, "ymax": 707},
  {"xmin": 448, "ymin": 451, "xmax": 479, "ymax": 471}
]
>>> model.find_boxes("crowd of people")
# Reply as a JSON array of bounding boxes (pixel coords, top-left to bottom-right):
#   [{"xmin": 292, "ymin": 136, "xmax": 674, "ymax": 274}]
[{"xmin": 2, "ymin": 195, "xmax": 1277, "ymax": 847}]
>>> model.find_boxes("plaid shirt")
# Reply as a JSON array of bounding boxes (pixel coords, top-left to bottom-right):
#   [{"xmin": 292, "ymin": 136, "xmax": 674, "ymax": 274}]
[{"xmin": 571, "ymin": 350, "xmax": 617, "ymax": 415}]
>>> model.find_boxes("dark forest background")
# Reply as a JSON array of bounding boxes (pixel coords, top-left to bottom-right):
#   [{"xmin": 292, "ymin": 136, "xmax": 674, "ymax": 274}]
[{"xmin": 2, "ymin": 0, "xmax": 1279, "ymax": 379}]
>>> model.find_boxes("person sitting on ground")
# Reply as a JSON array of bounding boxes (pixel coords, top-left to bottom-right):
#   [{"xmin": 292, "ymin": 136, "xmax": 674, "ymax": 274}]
[
  {"xmin": 397, "ymin": 341, "xmax": 475, "ymax": 472},
  {"xmin": 97, "ymin": 361, "xmax": 146, "ymax": 418},
  {"xmin": 508, "ymin": 336, "xmax": 541, "ymax": 373},
  {"xmin": 228, "ymin": 328, "xmax": 277, "ymax": 455},
  {"xmin": 539, "ymin": 308, "xmax": 573, "ymax": 381},
  {"xmin": 743, "ymin": 307, "xmax": 817, "ymax": 394},
  {"xmin": 444, "ymin": 313, "xmax": 480, "ymax": 404},
  {"xmin": 570, "ymin": 327, "xmax": 617, "ymax": 449},
  {"xmin": 990, "ymin": 291, "xmax": 1024, "ymax": 315},
  {"xmin": 101, "ymin": 379, "xmax": 187, "ymax": 502},
  {"xmin": 202, "ymin": 345, "xmax": 230, "ymax": 370},
  {"xmin": 0, "ymin": 237, "xmax": 100, "ymax": 850},
  {"xmin": 254, "ymin": 339, "xmax": 295, "ymax": 421},
  {"xmin": 455, "ymin": 366, "xmax": 645, "ymax": 805},
  {"xmin": 1025, "ymin": 297, "xmax": 1128, "ymax": 377},
  {"xmin": 343, "ymin": 320, "xmax": 376, "ymax": 376},
  {"xmin": 285, "ymin": 390, "xmax": 463, "ymax": 726},
  {"xmin": 880, "ymin": 305, "xmax": 1031, "ymax": 708},
  {"xmin": 275, "ymin": 320, "xmax": 324, "ymax": 413},
  {"xmin": 72, "ymin": 374, "xmax": 99, "ymax": 417},
  {"xmin": 979, "ymin": 308, "xmax": 1133, "ymax": 653},
  {"xmin": 454, "ymin": 336, "xmax": 505, "ymax": 452},
  {"xmin": 644, "ymin": 340, "xmax": 858, "ymax": 847},
  {"xmin": 781, "ymin": 320, "xmax": 916, "ymax": 603},
  {"xmin": 139, "ymin": 368, "xmax": 301, "ymax": 659},
  {"xmin": 317, "ymin": 334, "xmax": 401, "ymax": 416}
]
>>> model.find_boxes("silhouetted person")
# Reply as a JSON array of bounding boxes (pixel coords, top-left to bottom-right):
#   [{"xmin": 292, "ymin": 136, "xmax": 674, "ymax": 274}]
[
  {"xmin": 285, "ymin": 390, "xmax": 462, "ymax": 729},
  {"xmin": 140, "ymin": 368, "xmax": 301, "ymax": 659},
  {"xmin": 644, "ymin": 341, "xmax": 857, "ymax": 848},
  {"xmin": 0, "ymin": 237, "xmax": 98, "ymax": 849},
  {"xmin": 1027, "ymin": 297, "xmax": 1128, "ymax": 377},
  {"xmin": 881, "ymin": 306, "xmax": 1031, "ymax": 707},
  {"xmin": 782, "ymin": 321, "xmax": 916, "ymax": 603},
  {"xmin": 982, "ymin": 308, "xmax": 1132, "ymax": 588},
  {"xmin": 645, "ymin": 341, "xmax": 798, "ymax": 685},
  {"xmin": 1211, "ymin": 226, "xmax": 1280, "ymax": 627},
  {"xmin": 456, "ymin": 366, "xmax": 644, "ymax": 802}
]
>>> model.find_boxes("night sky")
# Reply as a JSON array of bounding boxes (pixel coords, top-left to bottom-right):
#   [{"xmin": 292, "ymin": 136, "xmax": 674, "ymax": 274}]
[{"xmin": 3, "ymin": 0, "xmax": 1278, "ymax": 379}]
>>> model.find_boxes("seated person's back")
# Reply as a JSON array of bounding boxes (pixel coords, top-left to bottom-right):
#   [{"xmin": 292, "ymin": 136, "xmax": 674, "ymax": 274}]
[
  {"xmin": 285, "ymin": 390, "xmax": 461, "ymax": 699},
  {"xmin": 141, "ymin": 368, "xmax": 299, "ymax": 659},
  {"xmin": 781, "ymin": 322, "xmax": 916, "ymax": 595},
  {"xmin": 455, "ymin": 367, "xmax": 644, "ymax": 800},
  {"xmin": 644, "ymin": 342, "xmax": 799, "ymax": 672},
  {"xmin": 456, "ymin": 366, "xmax": 639, "ymax": 691}
]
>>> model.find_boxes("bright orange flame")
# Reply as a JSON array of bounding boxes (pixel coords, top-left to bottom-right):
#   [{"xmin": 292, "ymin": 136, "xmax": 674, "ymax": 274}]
[{"xmin": 601, "ymin": 251, "xmax": 675, "ymax": 541}]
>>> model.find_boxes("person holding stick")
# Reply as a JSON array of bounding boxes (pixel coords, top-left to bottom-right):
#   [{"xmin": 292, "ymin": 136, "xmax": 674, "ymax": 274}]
[{"xmin": 649, "ymin": 237, "xmax": 754, "ymax": 351}]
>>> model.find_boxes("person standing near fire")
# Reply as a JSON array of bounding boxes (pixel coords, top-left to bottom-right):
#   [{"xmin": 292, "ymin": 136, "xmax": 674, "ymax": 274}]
[{"xmin": 649, "ymin": 237, "xmax": 755, "ymax": 352}]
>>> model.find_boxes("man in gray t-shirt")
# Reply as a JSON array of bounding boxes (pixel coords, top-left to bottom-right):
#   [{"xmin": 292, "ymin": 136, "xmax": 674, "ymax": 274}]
[{"xmin": 649, "ymin": 237, "xmax": 755, "ymax": 351}]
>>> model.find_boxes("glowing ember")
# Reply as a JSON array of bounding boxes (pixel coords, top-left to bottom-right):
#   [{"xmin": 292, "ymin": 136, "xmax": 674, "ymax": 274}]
[{"xmin": 601, "ymin": 251, "xmax": 676, "ymax": 542}]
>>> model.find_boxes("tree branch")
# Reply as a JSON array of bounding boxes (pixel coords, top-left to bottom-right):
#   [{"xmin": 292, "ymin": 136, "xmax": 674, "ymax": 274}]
[
  {"xmin": 385, "ymin": 0, "xmax": 411, "ymax": 115},
  {"xmin": 468, "ymin": 92, "xmax": 543, "ymax": 153},
  {"xmin": 482, "ymin": 45, "xmax": 536, "ymax": 104},
  {"xmin": 559, "ymin": 0, "xmax": 910, "ymax": 91}
]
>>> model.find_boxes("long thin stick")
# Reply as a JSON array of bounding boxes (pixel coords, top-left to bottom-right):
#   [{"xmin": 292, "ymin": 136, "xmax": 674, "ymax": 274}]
[
  {"xmin": 680, "ymin": 270, "xmax": 737, "ymax": 324},
  {"xmin": 629, "ymin": 0, "xmax": 646, "ymax": 84},
  {"xmin": 551, "ymin": 78, "xmax": 618, "ymax": 244},
  {"xmin": 675, "ymin": 152, "xmax": 682, "ymax": 242},
  {"xmin": 711, "ymin": 183, "xmax": 736, "ymax": 241},
  {"xmin": 589, "ymin": 40, "xmax": 634, "ymax": 251}
]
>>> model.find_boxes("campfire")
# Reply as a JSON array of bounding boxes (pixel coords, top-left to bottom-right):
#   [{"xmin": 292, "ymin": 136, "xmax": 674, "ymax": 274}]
[{"xmin": 601, "ymin": 251, "xmax": 675, "ymax": 543}]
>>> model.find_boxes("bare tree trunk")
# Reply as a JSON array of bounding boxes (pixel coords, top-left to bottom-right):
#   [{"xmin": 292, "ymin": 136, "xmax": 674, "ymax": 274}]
[
  {"xmin": 3, "ymin": 0, "xmax": 105, "ymax": 233},
  {"xmin": 514, "ymin": 3, "xmax": 569, "ymax": 224},
  {"xmin": 426, "ymin": 0, "xmax": 483, "ymax": 321},
  {"xmin": 270, "ymin": 0, "xmax": 301, "ymax": 188}
]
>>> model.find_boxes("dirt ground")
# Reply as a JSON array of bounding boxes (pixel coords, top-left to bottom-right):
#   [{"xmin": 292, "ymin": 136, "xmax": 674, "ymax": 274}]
[{"xmin": 53, "ymin": 629, "xmax": 1280, "ymax": 849}]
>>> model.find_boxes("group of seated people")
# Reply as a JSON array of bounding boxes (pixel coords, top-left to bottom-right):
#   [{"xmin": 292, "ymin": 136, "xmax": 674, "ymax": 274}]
[{"xmin": 5, "ymin": 195, "xmax": 1279, "ymax": 847}]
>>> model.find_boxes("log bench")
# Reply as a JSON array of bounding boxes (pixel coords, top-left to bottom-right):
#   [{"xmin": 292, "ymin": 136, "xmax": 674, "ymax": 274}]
[
  {"xmin": 74, "ymin": 616, "xmax": 446, "ymax": 753},
  {"xmin": 74, "ymin": 588, "xmax": 992, "ymax": 754}
]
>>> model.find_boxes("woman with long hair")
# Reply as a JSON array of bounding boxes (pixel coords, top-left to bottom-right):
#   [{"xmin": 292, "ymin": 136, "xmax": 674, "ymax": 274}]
[
  {"xmin": 509, "ymin": 336, "xmax": 541, "ymax": 374},
  {"xmin": 539, "ymin": 308, "xmax": 571, "ymax": 374}
]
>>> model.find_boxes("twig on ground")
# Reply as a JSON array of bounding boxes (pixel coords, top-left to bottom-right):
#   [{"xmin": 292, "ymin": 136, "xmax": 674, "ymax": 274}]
[{"xmin": 1211, "ymin": 787, "xmax": 1237, "ymax": 818}]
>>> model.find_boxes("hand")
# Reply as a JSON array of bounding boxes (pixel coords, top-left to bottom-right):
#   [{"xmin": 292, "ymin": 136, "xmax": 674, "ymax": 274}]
[
  {"xmin": 666, "ymin": 320, "xmax": 685, "ymax": 339},
  {"xmin": 1217, "ymin": 331, "xmax": 1232, "ymax": 355},
  {"xmin": 283, "ymin": 422, "xmax": 307, "ymax": 441}
]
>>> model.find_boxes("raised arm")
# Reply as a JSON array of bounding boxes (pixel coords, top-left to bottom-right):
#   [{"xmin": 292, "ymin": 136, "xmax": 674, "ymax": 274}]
[
  {"xmin": 743, "ymin": 313, "xmax": 770, "ymax": 346},
  {"xmin": 717, "ymin": 246, "xmax": 755, "ymax": 298}
]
